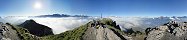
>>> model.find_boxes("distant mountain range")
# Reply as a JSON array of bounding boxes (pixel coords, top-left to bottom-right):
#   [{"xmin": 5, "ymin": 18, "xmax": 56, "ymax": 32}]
[{"xmin": 35, "ymin": 14, "xmax": 90, "ymax": 17}]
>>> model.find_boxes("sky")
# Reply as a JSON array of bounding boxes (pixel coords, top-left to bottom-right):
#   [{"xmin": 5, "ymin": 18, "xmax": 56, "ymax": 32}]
[{"xmin": 0, "ymin": 0, "xmax": 187, "ymax": 17}]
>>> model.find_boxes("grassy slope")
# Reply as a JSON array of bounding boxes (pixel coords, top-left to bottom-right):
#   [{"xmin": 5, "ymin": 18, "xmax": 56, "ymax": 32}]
[
  {"xmin": 6, "ymin": 23, "xmax": 39, "ymax": 40},
  {"xmin": 41, "ymin": 23, "xmax": 89, "ymax": 40},
  {"xmin": 41, "ymin": 18, "xmax": 126, "ymax": 40}
]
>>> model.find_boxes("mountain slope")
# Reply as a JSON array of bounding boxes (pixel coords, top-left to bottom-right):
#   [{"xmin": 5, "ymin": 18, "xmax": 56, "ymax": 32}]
[
  {"xmin": 4, "ymin": 18, "xmax": 187, "ymax": 40},
  {"xmin": 41, "ymin": 18, "xmax": 128, "ymax": 40},
  {"xmin": 145, "ymin": 21, "xmax": 187, "ymax": 40},
  {"xmin": 0, "ymin": 22, "xmax": 40, "ymax": 40},
  {"xmin": 19, "ymin": 19, "xmax": 54, "ymax": 37},
  {"xmin": 82, "ymin": 19, "xmax": 125, "ymax": 40},
  {"xmin": 0, "ymin": 22, "xmax": 20, "ymax": 40}
]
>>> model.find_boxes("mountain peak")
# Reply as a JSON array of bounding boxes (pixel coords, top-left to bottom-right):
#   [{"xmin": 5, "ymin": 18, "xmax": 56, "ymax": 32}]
[
  {"xmin": 20, "ymin": 19, "xmax": 54, "ymax": 37},
  {"xmin": 41, "ymin": 18, "xmax": 127, "ymax": 40},
  {"xmin": 24, "ymin": 19, "xmax": 36, "ymax": 23}
]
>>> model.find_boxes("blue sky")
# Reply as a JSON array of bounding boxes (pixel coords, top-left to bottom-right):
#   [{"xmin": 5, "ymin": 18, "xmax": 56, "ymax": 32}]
[{"xmin": 0, "ymin": 0, "xmax": 187, "ymax": 17}]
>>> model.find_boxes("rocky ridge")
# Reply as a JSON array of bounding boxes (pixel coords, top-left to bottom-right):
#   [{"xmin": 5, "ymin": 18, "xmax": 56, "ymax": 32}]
[
  {"xmin": 41, "ymin": 18, "xmax": 131, "ymax": 40},
  {"xmin": 0, "ymin": 22, "xmax": 40, "ymax": 40},
  {"xmin": 19, "ymin": 19, "xmax": 54, "ymax": 37},
  {"xmin": 0, "ymin": 22, "xmax": 20, "ymax": 40},
  {"xmin": 82, "ymin": 18, "xmax": 126, "ymax": 40},
  {"xmin": 145, "ymin": 21, "xmax": 187, "ymax": 40}
]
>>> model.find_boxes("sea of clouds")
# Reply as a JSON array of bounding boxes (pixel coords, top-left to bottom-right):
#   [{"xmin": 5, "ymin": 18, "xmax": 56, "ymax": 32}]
[
  {"xmin": 108, "ymin": 17, "xmax": 171, "ymax": 31},
  {"xmin": 32, "ymin": 17, "xmax": 92, "ymax": 34},
  {"xmin": 0, "ymin": 17, "xmax": 94, "ymax": 34},
  {"xmin": 1, "ymin": 16, "xmax": 184, "ymax": 34}
]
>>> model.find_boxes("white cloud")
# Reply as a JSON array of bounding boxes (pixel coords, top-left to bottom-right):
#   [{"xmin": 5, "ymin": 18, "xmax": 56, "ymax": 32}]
[
  {"xmin": 32, "ymin": 17, "xmax": 90, "ymax": 34},
  {"xmin": 2, "ymin": 17, "xmax": 91, "ymax": 34},
  {"xmin": 1, "ymin": 16, "xmax": 172, "ymax": 34}
]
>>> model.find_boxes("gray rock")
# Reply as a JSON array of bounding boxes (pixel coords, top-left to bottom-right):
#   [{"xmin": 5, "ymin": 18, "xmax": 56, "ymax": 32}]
[
  {"xmin": 83, "ymin": 26, "xmax": 123, "ymax": 40},
  {"xmin": 145, "ymin": 21, "xmax": 187, "ymax": 40},
  {"xmin": 83, "ymin": 19, "xmax": 127, "ymax": 40},
  {"xmin": 0, "ymin": 23, "xmax": 20, "ymax": 40}
]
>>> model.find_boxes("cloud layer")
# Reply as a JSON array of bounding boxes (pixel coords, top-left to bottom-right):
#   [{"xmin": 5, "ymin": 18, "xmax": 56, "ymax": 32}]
[
  {"xmin": 1, "ymin": 16, "xmax": 177, "ymax": 34},
  {"xmin": 0, "ymin": 17, "xmax": 92, "ymax": 34}
]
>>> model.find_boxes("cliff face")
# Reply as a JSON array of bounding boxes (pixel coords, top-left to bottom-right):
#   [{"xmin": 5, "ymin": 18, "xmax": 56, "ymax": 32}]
[
  {"xmin": 145, "ymin": 21, "xmax": 187, "ymax": 40},
  {"xmin": 19, "ymin": 19, "xmax": 54, "ymax": 37}
]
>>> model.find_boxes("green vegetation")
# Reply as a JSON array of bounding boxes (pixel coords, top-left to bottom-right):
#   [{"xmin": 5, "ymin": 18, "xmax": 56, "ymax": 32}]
[
  {"xmin": 6, "ymin": 23, "xmax": 39, "ymax": 40},
  {"xmin": 100, "ymin": 18, "xmax": 146, "ymax": 40},
  {"xmin": 107, "ymin": 25, "xmax": 126, "ymax": 35},
  {"xmin": 41, "ymin": 23, "xmax": 88, "ymax": 40},
  {"xmin": 4, "ymin": 18, "xmax": 146, "ymax": 40},
  {"xmin": 100, "ymin": 18, "xmax": 113, "ymax": 25},
  {"xmin": 19, "ymin": 19, "xmax": 54, "ymax": 37},
  {"xmin": 40, "ymin": 18, "xmax": 122, "ymax": 40}
]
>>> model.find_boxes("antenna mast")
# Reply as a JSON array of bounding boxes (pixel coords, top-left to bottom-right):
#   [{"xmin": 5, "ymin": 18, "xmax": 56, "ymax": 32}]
[{"xmin": 101, "ymin": 13, "xmax": 102, "ymax": 18}]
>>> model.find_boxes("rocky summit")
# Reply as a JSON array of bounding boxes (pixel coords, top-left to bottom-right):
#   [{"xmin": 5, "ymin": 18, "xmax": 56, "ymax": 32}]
[
  {"xmin": 0, "ymin": 22, "xmax": 20, "ymax": 40},
  {"xmin": 145, "ymin": 21, "xmax": 187, "ymax": 40},
  {"xmin": 19, "ymin": 19, "xmax": 54, "ymax": 37},
  {"xmin": 41, "ymin": 18, "xmax": 129, "ymax": 40},
  {"xmin": 82, "ymin": 18, "xmax": 125, "ymax": 40}
]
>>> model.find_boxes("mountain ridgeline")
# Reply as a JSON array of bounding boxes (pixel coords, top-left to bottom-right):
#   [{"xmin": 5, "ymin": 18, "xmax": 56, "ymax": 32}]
[
  {"xmin": 36, "ymin": 14, "xmax": 89, "ymax": 17},
  {"xmin": 0, "ymin": 18, "xmax": 128, "ymax": 40},
  {"xmin": 2, "ymin": 18, "xmax": 187, "ymax": 40},
  {"xmin": 145, "ymin": 21, "xmax": 187, "ymax": 40},
  {"xmin": 41, "ymin": 18, "xmax": 127, "ymax": 40},
  {"xmin": 19, "ymin": 19, "xmax": 54, "ymax": 37}
]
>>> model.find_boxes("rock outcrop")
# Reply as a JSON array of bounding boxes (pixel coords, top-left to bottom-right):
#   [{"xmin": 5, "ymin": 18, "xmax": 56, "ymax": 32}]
[
  {"xmin": 145, "ymin": 21, "xmax": 187, "ymax": 40},
  {"xmin": 82, "ymin": 19, "xmax": 126, "ymax": 40},
  {"xmin": 19, "ymin": 19, "xmax": 54, "ymax": 37},
  {"xmin": 0, "ymin": 22, "xmax": 40, "ymax": 40},
  {"xmin": 42, "ymin": 18, "xmax": 129, "ymax": 40},
  {"xmin": 0, "ymin": 22, "xmax": 20, "ymax": 40}
]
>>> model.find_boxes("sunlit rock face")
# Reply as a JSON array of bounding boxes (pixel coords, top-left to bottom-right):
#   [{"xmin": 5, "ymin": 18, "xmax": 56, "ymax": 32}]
[
  {"xmin": 82, "ymin": 18, "xmax": 126, "ymax": 40},
  {"xmin": 0, "ymin": 22, "xmax": 21, "ymax": 40},
  {"xmin": 145, "ymin": 21, "xmax": 187, "ymax": 40}
]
